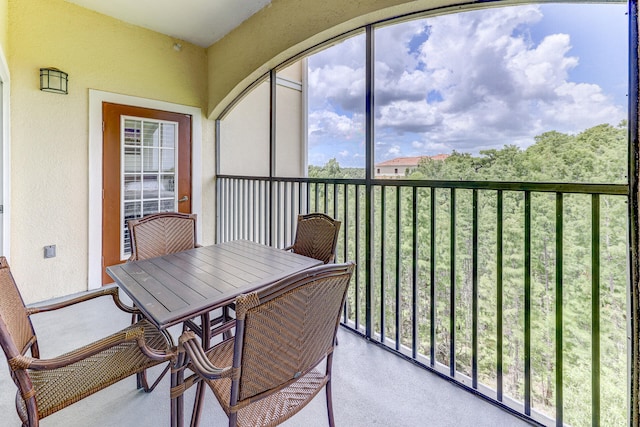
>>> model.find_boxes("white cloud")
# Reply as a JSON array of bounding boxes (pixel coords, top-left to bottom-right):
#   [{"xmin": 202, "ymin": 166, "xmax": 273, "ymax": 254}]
[
  {"xmin": 308, "ymin": 110, "xmax": 364, "ymax": 145},
  {"xmin": 377, "ymin": 99, "xmax": 443, "ymax": 132},
  {"xmin": 307, "ymin": 3, "xmax": 626, "ymax": 164},
  {"xmin": 425, "ymin": 141, "xmax": 451, "ymax": 152},
  {"xmin": 388, "ymin": 145, "xmax": 401, "ymax": 156},
  {"xmin": 410, "ymin": 5, "xmax": 624, "ymax": 151}
]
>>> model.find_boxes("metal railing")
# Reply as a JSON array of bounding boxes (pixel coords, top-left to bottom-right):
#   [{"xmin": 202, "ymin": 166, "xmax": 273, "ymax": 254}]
[{"xmin": 216, "ymin": 174, "xmax": 629, "ymax": 426}]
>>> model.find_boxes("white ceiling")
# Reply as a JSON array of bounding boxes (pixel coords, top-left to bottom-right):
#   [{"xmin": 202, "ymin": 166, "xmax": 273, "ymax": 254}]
[{"xmin": 64, "ymin": 0, "xmax": 272, "ymax": 48}]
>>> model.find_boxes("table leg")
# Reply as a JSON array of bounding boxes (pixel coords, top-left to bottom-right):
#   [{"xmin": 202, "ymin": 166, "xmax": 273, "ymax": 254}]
[
  {"xmin": 200, "ymin": 313, "xmax": 211, "ymax": 349},
  {"xmin": 171, "ymin": 365, "xmax": 185, "ymax": 427}
]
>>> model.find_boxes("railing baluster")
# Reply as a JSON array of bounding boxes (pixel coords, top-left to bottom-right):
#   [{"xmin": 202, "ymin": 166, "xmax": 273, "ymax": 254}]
[
  {"xmin": 225, "ymin": 177, "xmax": 228, "ymax": 242},
  {"xmin": 238, "ymin": 179, "xmax": 242, "ymax": 239},
  {"xmin": 556, "ymin": 192, "xmax": 564, "ymax": 426},
  {"xmin": 412, "ymin": 186, "xmax": 418, "ymax": 359},
  {"xmin": 217, "ymin": 178, "xmax": 221, "ymax": 243},
  {"xmin": 265, "ymin": 179, "xmax": 269, "ymax": 243},
  {"xmin": 252, "ymin": 180, "xmax": 257, "ymax": 242},
  {"xmin": 231, "ymin": 179, "xmax": 236, "ymax": 241},
  {"xmin": 236, "ymin": 179, "xmax": 241, "ymax": 240},
  {"xmin": 267, "ymin": 180, "xmax": 272, "ymax": 245},
  {"xmin": 381, "ymin": 186, "xmax": 386, "ymax": 344},
  {"xmin": 239, "ymin": 178, "xmax": 244, "ymax": 241},
  {"xmin": 215, "ymin": 178, "xmax": 219, "ymax": 242},
  {"xmin": 243, "ymin": 179, "xmax": 247, "ymax": 239},
  {"xmin": 343, "ymin": 183, "xmax": 349, "ymax": 322},
  {"xmin": 524, "ymin": 191, "xmax": 531, "ymax": 415},
  {"xmin": 472, "ymin": 189, "xmax": 478, "ymax": 389},
  {"xmin": 355, "ymin": 184, "xmax": 361, "ymax": 332},
  {"xmin": 242, "ymin": 179, "xmax": 245, "ymax": 239},
  {"xmin": 396, "ymin": 186, "xmax": 401, "ymax": 351},
  {"xmin": 277, "ymin": 182, "xmax": 283, "ymax": 248},
  {"xmin": 324, "ymin": 182, "xmax": 328, "ymax": 213},
  {"xmin": 333, "ymin": 183, "xmax": 338, "ymax": 221},
  {"xmin": 497, "ymin": 190, "xmax": 504, "ymax": 401},
  {"xmin": 227, "ymin": 177, "xmax": 231, "ymax": 242},
  {"xmin": 430, "ymin": 187, "xmax": 436, "ymax": 367},
  {"xmin": 450, "ymin": 187, "xmax": 456, "ymax": 377},
  {"xmin": 226, "ymin": 178, "xmax": 231, "ymax": 242},
  {"xmin": 592, "ymin": 193, "xmax": 601, "ymax": 426},
  {"xmin": 258, "ymin": 180, "xmax": 262, "ymax": 244},
  {"xmin": 297, "ymin": 181, "xmax": 302, "ymax": 216},
  {"xmin": 283, "ymin": 182, "xmax": 288, "ymax": 246},
  {"xmin": 245, "ymin": 179, "xmax": 250, "ymax": 241}
]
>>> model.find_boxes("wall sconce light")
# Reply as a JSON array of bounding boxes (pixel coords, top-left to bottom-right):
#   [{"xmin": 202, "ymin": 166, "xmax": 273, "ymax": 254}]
[{"xmin": 40, "ymin": 67, "xmax": 68, "ymax": 94}]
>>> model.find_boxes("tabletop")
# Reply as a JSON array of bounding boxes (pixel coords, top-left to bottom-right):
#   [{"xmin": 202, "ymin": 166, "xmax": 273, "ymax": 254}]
[{"xmin": 106, "ymin": 240, "xmax": 323, "ymax": 329}]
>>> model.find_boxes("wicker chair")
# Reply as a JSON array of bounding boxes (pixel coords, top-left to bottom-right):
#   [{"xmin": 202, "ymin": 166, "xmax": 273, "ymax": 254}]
[
  {"xmin": 128, "ymin": 212, "xmax": 234, "ymax": 347},
  {"xmin": 176, "ymin": 261, "xmax": 355, "ymax": 427},
  {"xmin": 127, "ymin": 211, "xmax": 199, "ymax": 261},
  {"xmin": 285, "ymin": 213, "xmax": 341, "ymax": 264},
  {"xmin": 0, "ymin": 256, "xmax": 175, "ymax": 427}
]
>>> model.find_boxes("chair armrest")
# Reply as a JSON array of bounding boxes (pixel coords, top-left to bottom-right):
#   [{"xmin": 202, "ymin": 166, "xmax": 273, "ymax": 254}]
[
  {"xmin": 8, "ymin": 326, "xmax": 174, "ymax": 371},
  {"xmin": 26, "ymin": 285, "xmax": 139, "ymax": 316},
  {"xmin": 179, "ymin": 331, "xmax": 235, "ymax": 380}
]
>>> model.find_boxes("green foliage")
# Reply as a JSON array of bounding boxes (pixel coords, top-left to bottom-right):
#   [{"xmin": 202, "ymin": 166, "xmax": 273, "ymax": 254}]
[
  {"xmin": 308, "ymin": 158, "xmax": 364, "ymax": 179},
  {"xmin": 408, "ymin": 123, "xmax": 627, "ymax": 184},
  {"xmin": 308, "ymin": 123, "xmax": 628, "ymax": 425}
]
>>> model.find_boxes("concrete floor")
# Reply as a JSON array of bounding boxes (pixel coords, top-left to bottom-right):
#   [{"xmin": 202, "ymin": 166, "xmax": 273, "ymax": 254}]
[{"xmin": 0, "ymin": 293, "xmax": 534, "ymax": 426}]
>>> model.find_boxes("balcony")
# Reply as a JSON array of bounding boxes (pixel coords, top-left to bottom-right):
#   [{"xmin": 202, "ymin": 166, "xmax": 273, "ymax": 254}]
[
  {"xmin": 0, "ymin": 175, "xmax": 627, "ymax": 426},
  {"xmin": 216, "ymin": 175, "xmax": 630, "ymax": 426},
  {"xmin": 0, "ymin": 291, "xmax": 531, "ymax": 426}
]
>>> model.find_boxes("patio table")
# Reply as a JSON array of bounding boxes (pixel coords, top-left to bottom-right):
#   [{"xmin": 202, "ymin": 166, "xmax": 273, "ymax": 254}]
[{"xmin": 106, "ymin": 239, "xmax": 323, "ymax": 427}]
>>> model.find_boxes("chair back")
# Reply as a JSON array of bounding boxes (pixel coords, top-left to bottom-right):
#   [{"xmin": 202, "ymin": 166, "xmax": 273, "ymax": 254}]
[
  {"xmin": 290, "ymin": 213, "xmax": 341, "ymax": 264},
  {"xmin": 128, "ymin": 212, "xmax": 197, "ymax": 260},
  {"xmin": 231, "ymin": 262, "xmax": 354, "ymax": 403},
  {"xmin": 0, "ymin": 257, "xmax": 37, "ymax": 361}
]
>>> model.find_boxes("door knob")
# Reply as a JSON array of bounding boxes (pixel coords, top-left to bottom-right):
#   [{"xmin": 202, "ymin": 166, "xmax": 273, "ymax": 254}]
[{"xmin": 178, "ymin": 195, "xmax": 189, "ymax": 202}]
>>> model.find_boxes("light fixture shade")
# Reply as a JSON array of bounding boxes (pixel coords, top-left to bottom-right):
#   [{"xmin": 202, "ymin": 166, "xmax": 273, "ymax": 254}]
[{"xmin": 40, "ymin": 67, "xmax": 68, "ymax": 94}]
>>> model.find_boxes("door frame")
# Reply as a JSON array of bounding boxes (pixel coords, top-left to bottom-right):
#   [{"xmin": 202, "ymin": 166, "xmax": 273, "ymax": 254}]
[
  {"xmin": 0, "ymin": 45, "xmax": 9, "ymax": 260},
  {"xmin": 88, "ymin": 89, "xmax": 202, "ymax": 290}
]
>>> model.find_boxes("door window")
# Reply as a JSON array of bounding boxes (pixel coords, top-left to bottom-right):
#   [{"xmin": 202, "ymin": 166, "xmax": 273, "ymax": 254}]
[{"xmin": 121, "ymin": 116, "xmax": 178, "ymax": 258}]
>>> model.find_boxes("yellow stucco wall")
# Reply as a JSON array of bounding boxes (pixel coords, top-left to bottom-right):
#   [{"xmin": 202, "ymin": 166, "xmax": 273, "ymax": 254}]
[
  {"xmin": 0, "ymin": 0, "xmax": 7, "ymax": 53},
  {"xmin": 8, "ymin": 0, "xmax": 211, "ymax": 303}
]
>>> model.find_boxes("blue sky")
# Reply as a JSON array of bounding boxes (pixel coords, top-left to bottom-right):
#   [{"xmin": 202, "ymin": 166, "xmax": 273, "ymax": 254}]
[{"xmin": 306, "ymin": 3, "xmax": 628, "ymax": 168}]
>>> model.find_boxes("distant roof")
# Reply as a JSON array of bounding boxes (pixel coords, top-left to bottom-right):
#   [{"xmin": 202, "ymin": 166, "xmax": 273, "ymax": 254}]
[{"xmin": 375, "ymin": 154, "xmax": 449, "ymax": 167}]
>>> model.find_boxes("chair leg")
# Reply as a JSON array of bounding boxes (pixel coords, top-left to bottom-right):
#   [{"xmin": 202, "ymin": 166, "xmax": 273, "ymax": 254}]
[
  {"xmin": 132, "ymin": 307, "xmax": 170, "ymax": 392},
  {"xmin": 222, "ymin": 306, "xmax": 233, "ymax": 341},
  {"xmin": 229, "ymin": 412, "xmax": 238, "ymax": 427},
  {"xmin": 132, "ymin": 308, "xmax": 150, "ymax": 391},
  {"xmin": 190, "ymin": 382, "xmax": 206, "ymax": 427},
  {"xmin": 326, "ymin": 380, "xmax": 335, "ymax": 427},
  {"xmin": 171, "ymin": 366, "xmax": 185, "ymax": 427},
  {"xmin": 326, "ymin": 352, "xmax": 335, "ymax": 427},
  {"xmin": 139, "ymin": 363, "xmax": 171, "ymax": 392},
  {"xmin": 137, "ymin": 371, "xmax": 147, "ymax": 390}
]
